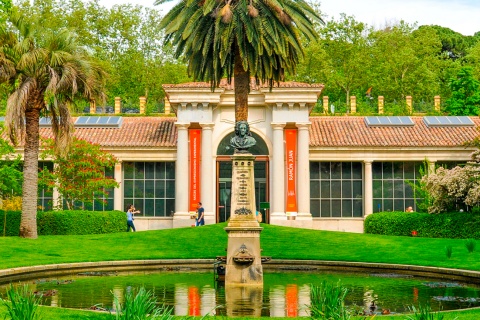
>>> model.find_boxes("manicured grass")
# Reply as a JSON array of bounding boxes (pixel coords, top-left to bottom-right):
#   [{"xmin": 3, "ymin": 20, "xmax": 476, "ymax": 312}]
[
  {"xmin": 2, "ymin": 223, "xmax": 480, "ymax": 270},
  {"xmin": 2, "ymin": 223, "xmax": 480, "ymax": 319}
]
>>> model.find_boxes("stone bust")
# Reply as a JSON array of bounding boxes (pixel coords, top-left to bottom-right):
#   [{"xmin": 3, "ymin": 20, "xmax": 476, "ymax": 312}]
[{"xmin": 230, "ymin": 121, "xmax": 256, "ymax": 152}]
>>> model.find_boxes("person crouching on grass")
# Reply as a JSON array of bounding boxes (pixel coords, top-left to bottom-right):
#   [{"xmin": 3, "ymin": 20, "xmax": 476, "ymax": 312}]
[{"xmin": 126, "ymin": 204, "xmax": 140, "ymax": 232}]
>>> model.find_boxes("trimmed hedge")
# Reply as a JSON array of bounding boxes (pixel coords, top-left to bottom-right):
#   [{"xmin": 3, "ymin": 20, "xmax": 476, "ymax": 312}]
[
  {"xmin": 364, "ymin": 211, "xmax": 480, "ymax": 239},
  {"xmin": 0, "ymin": 210, "xmax": 126, "ymax": 236}
]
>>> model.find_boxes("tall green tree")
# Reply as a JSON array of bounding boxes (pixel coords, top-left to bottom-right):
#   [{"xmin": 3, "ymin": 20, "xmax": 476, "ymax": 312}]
[
  {"xmin": 158, "ymin": 0, "xmax": 322, "ymax": 123},
  {"xmin": 0, "ymin": 10, "xmax": 106, "ymax": 238},
  {"xmin": 444, "ymin": 66, "xmax": 480, "ymax": 116}
]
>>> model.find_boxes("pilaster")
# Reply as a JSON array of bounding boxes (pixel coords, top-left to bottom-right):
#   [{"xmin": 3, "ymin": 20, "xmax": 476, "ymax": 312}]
[
  {"xmin": 364, "ymin": 160, "xmax": 373, "ymax": 217},
  {"xmin": 173, "ymin": 123, "xmax": 191, "ymax": 227},
  {"xmin": 270, "ymin": 123, "xmax": 286, "ymax": 220},
  {"xmin": 296, "ymin": 123, "xmax": 312, "ymax": 221},
  {"xmin": 200, "ymin": 123, "xmax": 215, "ymax": 225},
  {"xmin": 114, "ymin": 161, "xmax": 122, "ymax": 211}
]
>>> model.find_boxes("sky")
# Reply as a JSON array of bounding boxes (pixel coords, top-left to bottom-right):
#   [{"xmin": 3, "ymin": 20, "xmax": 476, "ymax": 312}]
[{"xmin": 98, "ymin": 0, "xmax": 480, "ymax": 36}]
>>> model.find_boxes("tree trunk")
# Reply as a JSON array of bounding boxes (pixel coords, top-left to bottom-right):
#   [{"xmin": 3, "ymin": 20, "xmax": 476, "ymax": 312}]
[
  {"xmin": 234, "ymin": 44, "xmax": 249, "ymax": 122},
  {"xmin": 19, "ymin": 106, "xmax": 41, "ymax": 239}
]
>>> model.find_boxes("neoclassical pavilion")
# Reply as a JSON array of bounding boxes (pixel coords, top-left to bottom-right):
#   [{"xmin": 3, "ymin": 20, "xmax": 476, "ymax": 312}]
[{"xmin": 33, "ymin": 80, "xmax": 479, "ymax": 233}]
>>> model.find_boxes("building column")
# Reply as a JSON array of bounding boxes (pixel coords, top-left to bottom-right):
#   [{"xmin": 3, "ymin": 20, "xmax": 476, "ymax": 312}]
[
  {"xmin": 200, "ymin": 123, "xmax": 215, "ymax": 225},
  {"xmin": 296, "ymin": 123, "xmax": 311, "ymax": 220},
  {"xmin": 114, "ymin": 161, "xmax": 122, "ymax": 211},
  {"xmin": 271, "ymin": 123, "xmax": 286, "ymax": 220},
  {"xmin": 173, "ymin": 123, "xmax": 190, "ymax": 227},
  {"xmin": 364, "ymin": 160, "xmax": 373, "ymax": 217}
]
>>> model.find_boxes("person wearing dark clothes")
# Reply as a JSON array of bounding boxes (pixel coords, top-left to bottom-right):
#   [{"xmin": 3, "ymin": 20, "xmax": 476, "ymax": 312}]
[{"xmin": 196, "ymin": 202, "xmax": 205, "ymax": 226}]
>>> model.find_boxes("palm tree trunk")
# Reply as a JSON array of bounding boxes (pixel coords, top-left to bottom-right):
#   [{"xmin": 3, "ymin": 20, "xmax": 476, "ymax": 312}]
[
  {"xmin": 19, "ymin": 107, "xmax": 40, "ymax": 238},
  {"xmin": 234, "ymin": 44, "xmax": 249, "ymax": 122}
]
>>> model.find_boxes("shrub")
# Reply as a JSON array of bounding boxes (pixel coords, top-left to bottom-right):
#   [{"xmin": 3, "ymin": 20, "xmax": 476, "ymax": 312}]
[
  {"xmin": 0, "ymin": 210, "xmax": 125, "ymax": 236},
  {"xmin": 364, "ymin": 211, "xmax": 480, "ymax": 239}
]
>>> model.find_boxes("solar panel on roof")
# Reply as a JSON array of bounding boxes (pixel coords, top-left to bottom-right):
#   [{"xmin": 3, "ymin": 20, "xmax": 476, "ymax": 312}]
[
  {"xmin": 39, "ymin": 118, "xmax": 53, "ymax": 127},
  {"xmin": 74, "ymin": 116, "xmax": 123, "ymax": 128},
  {"xmin": 423, "ymin": 116, "xmax": 474, "ymax": 127},
  {"xmin": 364, "ymin": 116, "xmax": 414, "ymax": 127}
]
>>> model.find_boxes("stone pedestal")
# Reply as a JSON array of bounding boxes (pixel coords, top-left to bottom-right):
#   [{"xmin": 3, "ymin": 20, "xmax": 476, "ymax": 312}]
[{"xmin": 224, "ymin": 153, "xmax": 263, "ymax": 286}]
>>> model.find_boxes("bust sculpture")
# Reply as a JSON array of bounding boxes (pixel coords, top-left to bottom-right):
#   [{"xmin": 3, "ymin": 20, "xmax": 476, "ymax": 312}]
[{"xmin": 230, "ymin": 121, "xmax": 256, "ymax": 152}]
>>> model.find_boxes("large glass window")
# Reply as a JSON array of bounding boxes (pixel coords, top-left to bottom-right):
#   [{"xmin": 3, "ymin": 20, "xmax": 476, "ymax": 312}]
[
  {"xmin": 123, "ymin": 162, "xmax": 175, "ymax": 217},
  {"xmin": 310, "ymin": 162, "xmax": 363, "ymax": 218},
  {"xmin": 67, "ymin": 167, "xmax": 115, "ymax": 211},
  {"xmin": 38, "ymin": 162, "xmax": 54, "ymax": 211},
  {"xmin": 372, "ymin": 161, "xmax": 423, "ymax": 212}
]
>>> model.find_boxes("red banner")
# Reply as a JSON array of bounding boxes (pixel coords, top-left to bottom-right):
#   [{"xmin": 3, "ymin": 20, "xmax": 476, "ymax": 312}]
[
  {"xmin": 285, "ymin": 129, "xmax": 297, "ymax": 214},
  {"xmin": 189, "ymin": 129, "xmax": 201, "ymax": 213}
]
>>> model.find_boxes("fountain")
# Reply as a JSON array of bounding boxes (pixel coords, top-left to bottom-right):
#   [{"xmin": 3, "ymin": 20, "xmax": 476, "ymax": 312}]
[{"xmin": 224, "ymin": 121, "xmax": 264, "ymax": 286}]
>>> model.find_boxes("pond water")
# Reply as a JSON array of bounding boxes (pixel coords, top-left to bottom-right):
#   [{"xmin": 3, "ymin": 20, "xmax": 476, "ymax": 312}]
[{"xmin": 2, "ymin": 270, "xmax": 480, "ymax": 317}]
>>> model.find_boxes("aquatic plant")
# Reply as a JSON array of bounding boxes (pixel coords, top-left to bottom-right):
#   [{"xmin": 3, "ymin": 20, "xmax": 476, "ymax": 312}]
[
  {"xmin": 111, "ymin": 286, "xmax": 173, "ymax": 320},
  {"xmin": 308, "ymin": 281, "xmax": 350, "ymax": 319},
  {"xmin": 0, "ymin": 284, "xmax": 42, "ymax": 320},
  {"xmin": 405, "ymin": 304, "xmax": 448, "ymax": 320}
]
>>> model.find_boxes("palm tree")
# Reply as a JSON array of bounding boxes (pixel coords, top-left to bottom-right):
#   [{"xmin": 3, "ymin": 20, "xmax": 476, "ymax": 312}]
[
  {"xmin": 0, "ymin": 11, "xmax": 106, "ymax": 238},
  {"xmin": 157, "ymin": 0, "xmax": 322, "ymax": 124}
]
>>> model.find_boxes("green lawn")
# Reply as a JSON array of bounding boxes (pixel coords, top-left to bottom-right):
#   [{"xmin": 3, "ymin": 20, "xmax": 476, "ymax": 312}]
[{"xmin": 2, "ymin": 223, "xmax": 480, "ymax": 319}]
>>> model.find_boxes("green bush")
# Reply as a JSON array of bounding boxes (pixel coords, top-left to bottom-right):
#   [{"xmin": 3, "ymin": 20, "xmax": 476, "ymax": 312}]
[
  {"xmin": 0, "ymin": 210, "xmax": 125, "ymax": 236},
  {"xmin": 364, "ymin": 211, "xmax": 480, "ymax": 239}
]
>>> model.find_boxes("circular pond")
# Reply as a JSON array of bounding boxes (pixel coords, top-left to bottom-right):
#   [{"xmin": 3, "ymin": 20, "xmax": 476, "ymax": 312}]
[{"xmin": 2, "ymin": 269, "xmax": 480, "ymax": 317}]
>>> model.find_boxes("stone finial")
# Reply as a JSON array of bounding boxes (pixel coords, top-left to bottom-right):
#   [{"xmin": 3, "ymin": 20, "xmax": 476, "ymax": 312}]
[
  {"xmin": 434, "ymin": 95, "xmax": 441, "ymax": 112},
  {"xmin": 350, "ymin": 95, "xmax": 356, "ymax": 114},
  {"xmin": 89, "ymin": 100, "xmax": 96, "ymax": 114},
  {"xmin": 114, "ymin": 97, "xmax": 121, "ymax": 114},
  {"xmin": 378, "ymin": 96, "xmax": 384, "ymax": 114},
  {"xmin": 406, "ymin": 96, "xmax": 413, "ymax": 114},
  {"xmin": 322, "ymin": 96, "xmax": 329, "ymax": 114},
  {"xmin": 139, "ymin": 96, "xmax": 147, "ymax": 114}
]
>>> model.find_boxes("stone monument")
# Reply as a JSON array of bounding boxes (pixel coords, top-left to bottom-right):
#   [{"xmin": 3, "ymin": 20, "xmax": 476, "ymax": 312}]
[{"xmin": 224, "ymin": 121, "xmax": 264, "ymax": 286}]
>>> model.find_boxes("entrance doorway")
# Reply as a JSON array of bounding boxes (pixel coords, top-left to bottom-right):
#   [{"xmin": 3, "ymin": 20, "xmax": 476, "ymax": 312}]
[{"xmin": 216, "ymin": 159, "xmax": 269, "ymax": 223}]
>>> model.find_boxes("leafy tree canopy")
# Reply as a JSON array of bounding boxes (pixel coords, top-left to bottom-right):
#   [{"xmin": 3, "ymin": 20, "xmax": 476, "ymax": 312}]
[{"xmin": 39, "ymin": 138, "xmax": 119, "ymax": 210}]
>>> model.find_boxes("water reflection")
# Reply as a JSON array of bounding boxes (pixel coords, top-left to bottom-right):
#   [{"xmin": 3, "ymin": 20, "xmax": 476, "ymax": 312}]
[{"xmin": 2, "ymin": 271, "xmax": 480, "ymax": 317}]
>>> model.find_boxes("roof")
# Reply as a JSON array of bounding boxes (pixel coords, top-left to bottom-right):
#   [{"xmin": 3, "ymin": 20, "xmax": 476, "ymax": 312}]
[
  {"xmin": 309, "ymin": 116, "xmax": 480, "ymax": 148},
  {"xmin": 16, "ymin": 116, "xmax": 479, "ymax": 149},
  {"xmin": 39, "ymin": 117, "xmax": 177, "ymax": 148}
]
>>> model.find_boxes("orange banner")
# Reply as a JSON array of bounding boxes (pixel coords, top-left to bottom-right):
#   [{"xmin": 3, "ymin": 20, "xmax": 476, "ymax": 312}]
[
  {"xmin": 189, "ymin": 129, "xmax": 201, "ymax": 213},
  {"xmin": 285, "ymin": 129, "xmax": 297, "ymax": 214}
]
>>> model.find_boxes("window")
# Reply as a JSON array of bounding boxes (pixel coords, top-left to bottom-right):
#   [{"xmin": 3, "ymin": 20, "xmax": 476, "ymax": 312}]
[
  {"xmin": 38, "ymin": 162, "xmax": 53, "ymax": 211},
  {"xmin": 310, "ymin": 162, "xmax": 363, "ymax": 218},
  {"xmin": 372, "ymin": 161, "xmax": 422, "ymax": 212},
  {"xmin": 123, "ymin": 162, "xmax": 175, "ymax": 217},
  {"xmin": 67, "ymin": 167, "xmax": 115, "ymax": 211}
]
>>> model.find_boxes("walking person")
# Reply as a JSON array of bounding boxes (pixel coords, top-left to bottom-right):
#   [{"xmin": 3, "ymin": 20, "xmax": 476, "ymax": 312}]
[
  {"xmin": 126, "ymin": 204, "xmax": 140, "ymax": 232},
  {"xmin": 196, "ymin": 202, "xmax": 205, "ymax": 226}
]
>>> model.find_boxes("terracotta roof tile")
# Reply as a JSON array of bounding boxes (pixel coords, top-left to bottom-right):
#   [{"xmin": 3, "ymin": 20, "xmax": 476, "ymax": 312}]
[
  {"xmin": 39, "ymin": 117, "xmax": 177, "ymax": 148},
  {"xmin": 309, "ymin": 116, "xmax": 480, "ymax": 147},
  {"xmin": 163, "ymin": 78, "xmax": 324, "ymax": 89},
  {"xmin": 11, "ymin": 116, "xmax": 480, "ymax": 149}
]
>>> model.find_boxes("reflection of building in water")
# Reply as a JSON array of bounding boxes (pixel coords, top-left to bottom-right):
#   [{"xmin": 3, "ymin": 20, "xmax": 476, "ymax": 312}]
[
  {"xmin": 269, "ymin": 284, "xmax": 310, "ymax": 317},
  {"xmin": 174, "ymin": 284, "xmax": 188, "ymax": 315},
  {"xmin": 175, "ymin": 284, "xmax": 217, "ymax": 317},
  {"xmin": 298, "ymin": 285, "xmax": 311, "ymax": 317},
  {"xmin": 200, "ymin": 286, "xmax": 216, "ymax": 316}
]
